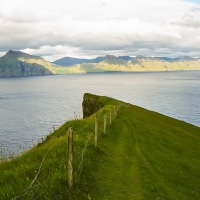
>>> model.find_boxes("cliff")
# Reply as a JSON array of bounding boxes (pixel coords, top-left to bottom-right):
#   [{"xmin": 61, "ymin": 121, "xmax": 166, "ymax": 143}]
[
  {"xmin": 0, "ymin": 50, "xmax": 54, "ymax": 77},
  {"xmin": 82, "ymin": 93, "xmax": 104, "ymax": 118}
]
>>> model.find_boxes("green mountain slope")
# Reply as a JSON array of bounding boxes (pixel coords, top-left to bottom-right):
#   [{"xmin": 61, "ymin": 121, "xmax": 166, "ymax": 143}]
[
  {"xmin": 65, "ymin": 55, "xmax": 200, "ymax": 73},
  {"xmin": 1, "ymin": 51, "xmax": 200, "ymax": 76},
  {"xmin": 0, "ymin": 93, "xmax": 199, "ymax": 199},
  {"xmin": 0, "ymin": 50, "xmax": 69, "ymax": 77}
]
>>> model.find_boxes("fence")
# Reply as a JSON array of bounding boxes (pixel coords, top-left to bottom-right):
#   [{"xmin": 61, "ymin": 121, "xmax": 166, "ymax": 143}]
[
  {"xmin": 67, "ymin": 105, "xmax": 121, "ymax": 189},
  {"xmin": 7, "ymin": 104, "xmax": 121, "ymax": 199}
]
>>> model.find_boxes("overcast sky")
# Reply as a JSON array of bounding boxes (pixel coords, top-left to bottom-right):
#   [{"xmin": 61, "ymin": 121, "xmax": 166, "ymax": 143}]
[{"xmin": 0, "ymin": 0, "xmax": 200, "ymax": 61}]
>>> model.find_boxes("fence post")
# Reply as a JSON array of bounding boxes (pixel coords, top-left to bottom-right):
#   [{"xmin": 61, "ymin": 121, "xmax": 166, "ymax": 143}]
[
  {"xmin": 68, "ymin": 127, "xmax": 73, "ymax": 189},
  {"xmin": 104, "ymin": 114, "xmax": 107, "ymax": 134},
  {"xmin": 95, "ymin": 114, "xmax": 98, "ymax": 147},
  {"xmin": 110, "ymin": 109, "xmax": 112, "ymax": 125}
]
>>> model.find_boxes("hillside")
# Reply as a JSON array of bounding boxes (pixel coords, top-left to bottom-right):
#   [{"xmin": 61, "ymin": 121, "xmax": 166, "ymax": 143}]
[
  {"xmin": 1, "ymin": 51, "xmax": 200, "ymax": 77},
  {"xmin": 0, "ymin": 93, "xmax": 199, "ymax": 199},
  {"xmin": 64, "ymin": 55, "xmax": 200, "ymax": 73},
  {"xmin": 0, "ymin": 50, "xmax": 69, "ymax": 77},
  {"xmin": 53, "ymin": 55, "xmax": 132, "ymax": 67}
]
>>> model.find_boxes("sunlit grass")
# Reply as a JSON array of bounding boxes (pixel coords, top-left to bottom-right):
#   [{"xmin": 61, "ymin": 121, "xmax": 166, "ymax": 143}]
[{"xmin": 0, "ymin": 93, "xmax": 199, "ymax": 199}]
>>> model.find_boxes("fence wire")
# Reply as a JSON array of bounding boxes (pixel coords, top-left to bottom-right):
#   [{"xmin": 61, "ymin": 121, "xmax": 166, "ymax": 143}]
[{"xmin": 9, "ymin": 104, "xmax": 122, "ymax": 199}]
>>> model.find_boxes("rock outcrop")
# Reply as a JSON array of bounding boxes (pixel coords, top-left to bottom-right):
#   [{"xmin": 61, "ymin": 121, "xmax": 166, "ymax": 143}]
[{"xmin": 82, "ymin": 93, "xmax": 104, "ymax": 118}]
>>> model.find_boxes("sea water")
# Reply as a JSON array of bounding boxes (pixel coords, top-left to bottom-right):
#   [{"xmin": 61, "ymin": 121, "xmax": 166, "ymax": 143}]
[{"xmin": 0, "ymin": 71, "xmax": 199, "ymax": 155}]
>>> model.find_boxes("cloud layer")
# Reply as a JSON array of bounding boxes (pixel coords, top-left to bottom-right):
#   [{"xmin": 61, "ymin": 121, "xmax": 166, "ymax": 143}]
[{"xmin": 0, "ymin": 0, "xmax": 200, "ymax": 61}]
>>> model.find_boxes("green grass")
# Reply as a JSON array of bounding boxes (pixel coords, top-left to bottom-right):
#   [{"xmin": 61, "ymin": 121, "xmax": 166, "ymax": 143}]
[{"xmin": 0, "ymin": 93, "xmax": 200, "ymax": 199}]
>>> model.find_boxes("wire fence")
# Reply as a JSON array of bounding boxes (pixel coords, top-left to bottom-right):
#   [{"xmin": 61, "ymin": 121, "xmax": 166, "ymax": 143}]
[
  {"xmin": 67, "ymin": 104, "xmax": 121, "ymax": 189},
  {"xmin": 5, "ymin": 104, "xmax": 122, "ymax": 199}
]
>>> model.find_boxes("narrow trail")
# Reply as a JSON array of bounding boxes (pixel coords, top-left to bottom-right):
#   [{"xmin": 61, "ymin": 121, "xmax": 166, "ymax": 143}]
[
  {"xmin": 92, "ymin": 109, "xmax": 142, "ymax": 199},
  {"xmin": 91, "ymin": 106, "xmax": 184, "ymax": 199}
]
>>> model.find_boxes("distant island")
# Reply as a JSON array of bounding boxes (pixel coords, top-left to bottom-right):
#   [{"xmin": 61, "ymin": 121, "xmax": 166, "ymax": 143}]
[{"xmin": 0, "ymin": 50, "xmax": 200, "ymax": 77}]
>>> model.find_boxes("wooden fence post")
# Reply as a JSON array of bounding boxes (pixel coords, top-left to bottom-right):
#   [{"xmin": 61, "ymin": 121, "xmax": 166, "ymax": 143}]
[
  {"xmin": 110, "ymin": 109, "xmax": 112, "ymax": 125},
  {"xmin": 95, "ymin": 114, "xmax": 98, "ymax": 147},
  {"xmin": 104, "ymin": 114, "xmax": 107, "ymax": 134},
  {"xmin": 68, "ymin": 127, "xmax": 73, "ymax": 189}
]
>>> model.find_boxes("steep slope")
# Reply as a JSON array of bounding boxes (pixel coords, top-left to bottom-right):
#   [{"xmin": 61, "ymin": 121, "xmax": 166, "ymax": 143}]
[
  {"xmin": 129, "ymin": 56, "xmax": 200, "ymax": 71},
  {"xmin": 0, "ymin": 50, "xmax": 70, "ymax": 77},
  {"xmin": 65, "ymin": 56, "xmax": 200, "ymax": 73},
  {"xmin": 64, "ymin": 55, "xmax": 129, "ymax": 73},
  {"xmin": 1, "ymin": 51, "xmax": 200, "ymax": 76},
  {"xmin": 0, "ymin": 93, "xmax": 199, "ymax": 199}
]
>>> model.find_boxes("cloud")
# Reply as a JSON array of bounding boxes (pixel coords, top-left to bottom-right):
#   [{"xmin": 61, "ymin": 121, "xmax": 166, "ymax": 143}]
[
  {"xmin": 0, "ymin": 0, "xmax": 200, "ymax": 60},
  {"xmin": 172, "ymin": 13, "xmax": 200, "ymax": 28}
]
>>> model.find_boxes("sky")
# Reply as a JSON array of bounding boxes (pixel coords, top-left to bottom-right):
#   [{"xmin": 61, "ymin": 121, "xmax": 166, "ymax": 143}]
[{"xmin": 0, "ymin": 0, "xmax": 200, "ymax": 61}]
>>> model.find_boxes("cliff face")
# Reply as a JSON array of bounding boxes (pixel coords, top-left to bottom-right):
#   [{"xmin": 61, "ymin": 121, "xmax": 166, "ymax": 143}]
[
  {"xmin": 0, "ymin": 50, "xmax": 54, "ymax": 77},
  {"xmin": 0, "ymin": 61, "xmax": 52, "ymax": 77},
  {"xmin": 82, "ymin": 93, "xmax": 103, "ymax": 118}
]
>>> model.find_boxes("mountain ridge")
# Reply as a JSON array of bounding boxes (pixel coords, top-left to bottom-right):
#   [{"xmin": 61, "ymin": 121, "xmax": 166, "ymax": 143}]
[
  {"xmin": 0, "ymin": 50, "xmax": 200, "ymax": 77},
  {"xmin": 53, "ymin": 56, "xmax": 105, "ymax": 66},
  {"xmin": 0, "ymin": 50, "xmax": 68, "ymax": 77},
  {"xmin": 64, "ymin": 54, "xmax": 200, "ymax": 73},
  {"xmin": 53, "ymin": 54, "xmax": 200, "ymax": 66}
]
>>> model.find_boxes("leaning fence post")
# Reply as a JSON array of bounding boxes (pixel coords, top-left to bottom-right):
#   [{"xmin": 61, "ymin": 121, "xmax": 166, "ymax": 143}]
[
  {"xmin": 95, "ymin": 114, "xmax": 98, "ymax": 147},
  {"xmin": 68, "ymin": 127, "xmax": 73, "ymax": 189},
  {"xmin": 104, "ymin": 114, "xmax": 107, "ymax": 134}
]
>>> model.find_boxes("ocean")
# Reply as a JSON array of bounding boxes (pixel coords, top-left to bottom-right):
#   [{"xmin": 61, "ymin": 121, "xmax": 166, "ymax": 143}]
[{"xmin": 0, "ymin": 71, "xmax": 199, "ymax": 155}]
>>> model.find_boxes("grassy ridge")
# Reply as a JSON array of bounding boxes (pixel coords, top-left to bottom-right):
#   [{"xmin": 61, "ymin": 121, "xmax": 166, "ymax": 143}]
[
  {"xmin": 62, "ymin": 59, "xmax": 200, "ymax": 73},
  {"xmin": 0, "ymin": 94, "xmax": 200, "ymax": 199}
]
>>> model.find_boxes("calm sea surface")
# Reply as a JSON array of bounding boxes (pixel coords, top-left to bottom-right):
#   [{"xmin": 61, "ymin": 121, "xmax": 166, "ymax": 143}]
[{"xmin": 0, "ymin": 71, "xmax": 200, "ymax": 155}]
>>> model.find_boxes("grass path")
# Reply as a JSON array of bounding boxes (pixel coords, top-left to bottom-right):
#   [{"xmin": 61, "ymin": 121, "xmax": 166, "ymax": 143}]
[
  {"xmin": 84, "ymin": 105, "xmax": 200, "ymax": 199},
  {"xmin": 92, "ymin": 111, "xmax": 142, "ymax": 199}
]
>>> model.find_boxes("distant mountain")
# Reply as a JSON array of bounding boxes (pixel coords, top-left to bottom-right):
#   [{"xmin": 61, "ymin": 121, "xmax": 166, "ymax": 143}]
[
  {"xmin": 0, "ymin": 50, "xmax": 66, "ymax": 77},
  {"xmin": 155, "ymin": 57, "xmax": 180, "ymax": 62},
  {"xmin": 118, "ymin": 56, "xmax": 132, "ymax": 61},
  {"xmin": 53, "ymin": 55, "xmax": 133, "ymax": 66},
  {"xmin": 53, "ymin": 57, "xmax": 89, "ymax": 66},
  {"xmin": 64, "ymin": 55, "xmax": 200, "ymax": 73},
  {"xmin": 102, "ymin": 55, "xmax": 127, "ymax": 65},
  {"xmin": 53, "ymin": 56, "xmax": 105, "ymax": 66},
  {"xmin": 1, "ymin": 51, "xmax": 200, "ymax": 77},
  {"xmin": 90, "ymin": 56, "xmax": 105, "ymax": 63},
  {"xmin": 156, "ymin": 56, "xmax": 198, "ymax": 62}
]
